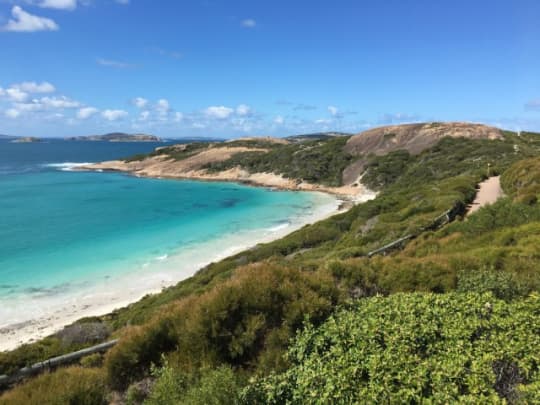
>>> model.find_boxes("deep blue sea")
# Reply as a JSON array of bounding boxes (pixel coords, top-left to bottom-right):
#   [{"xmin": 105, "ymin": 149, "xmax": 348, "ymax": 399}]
[{"xmin": 0, "ymin": 139, "xmax": 336, "ymax": 343}]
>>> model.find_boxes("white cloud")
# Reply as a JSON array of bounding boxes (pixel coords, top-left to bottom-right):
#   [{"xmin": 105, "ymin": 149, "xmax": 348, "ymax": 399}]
[
  {"xmin": 174, "ymin": 112, "xmax": 183, "ymax": 122},
  {"xmin": 41, "ymin": 96, "xmax": 80, "ymax": 108},
  {"xmin": 328, "ymin": 106, "xmax": 339, "ymax": 116},
  {"xmin": 13, "ymin": 81, "xmax": 55, "ymax": 93},
  {"xmin": 7, "ymin": 96, "xmax": 80, "ymax": 115},
  {"xmin": 156, "ymin": 99, "xmax": 170, "ymax": 112},
  {"xmin": 274, "ymin": 115, "xmax": 284, "ymax": 125},
  {"xmin": 205, "ymin": 106, "xmax": 234, "ymax": 119},
  {"xmin": 97, "ymin": 58, "xmax": 133, "ymax": 69},
  {"xmin": 2, "ymin": 6, "xmax": 59, "ymax": 32},
  {"xmin": 5, "ymin": 87, "xmax": 29, "ymax": 102},
  {"xmin": 77, "ymin": 107, "xmax": 98, "ymax": 119},
  {"xmin": 36, "ymin": 0, "xmax": 77, "ymax": 10},
  {"xmin": 241, "ymin": 19, "xmax": 256, "ymax": 28},
  {"xmin": 154, "ymin": 99, "xmax": 170, "ymax": 121},
  {"xmin": 138, "ymin": 111, "xmax": 150, "ymax": 121},
  {"xmin": 14, "ymin": 101, "xmax": 45, "ymax": 112},
  {"xmin": 315, "ymin": 118, "xmax": 332, "ymax": 124},
  {"xmin": 5, "ymin": 108, "xmax": 21, "ymax": 118},
  {"xmin": 0, "ymin": 87, "xmax": 4, "ymax": 96},
  {"xmin": 102, "ymin": 109, "xmax": 128, "ymax": 121},
  {"xmin": 132, "ymin": 97, "xmax": 148, "ymax": 108},
  {"xmin": 236, "ymin": 104, "xmax": 251, "ymax": 116}
]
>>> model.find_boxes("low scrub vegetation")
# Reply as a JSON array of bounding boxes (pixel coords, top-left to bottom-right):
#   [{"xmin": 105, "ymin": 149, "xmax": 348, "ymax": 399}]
[
  {"xmin": 0, "ymin": 367, "xmax": 107, "ymax": 405},
  {"xmin": 501, "ymin": 156, "xmax": 540, "ymax": 204},
  {"xmin": 245, "ymin": 292, "xmax": 540, "ymax": 404},
  {"xmin": 204, "ymin": 137, "xmax": 353, "ymax": 186}
]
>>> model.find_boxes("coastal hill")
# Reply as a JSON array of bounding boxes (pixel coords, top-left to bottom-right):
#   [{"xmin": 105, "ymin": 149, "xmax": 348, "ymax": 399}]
[
  {"xmin": 342, "ymin": 122, "xmax": 503, "ymax": 183},
  {"xmin": 65, "ymin": 133, "xmax": 162, "ymax": 142},
  {"xmin": 347, "ymin": 122, "xmax": 502, "ymax": 156},
  {"xmin": 2, "ymin": 123, "xmax": 540, "ymax": 403},
  {"xmin": 81, "ymin": 135, "xmax": 362, "ymax": 196},
  {"xmin": 82, "ymin": 122, "xmax": 507, "ymax": 196}
]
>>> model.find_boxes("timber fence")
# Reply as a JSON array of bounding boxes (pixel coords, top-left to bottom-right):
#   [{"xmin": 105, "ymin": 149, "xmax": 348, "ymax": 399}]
[
  {"xmin": 0, "ymin": 339, "xmax": 118, "ymax": 388},
  {"xmin": 367, "ymin": 201, "xmax": 466, "ymax": 258}
]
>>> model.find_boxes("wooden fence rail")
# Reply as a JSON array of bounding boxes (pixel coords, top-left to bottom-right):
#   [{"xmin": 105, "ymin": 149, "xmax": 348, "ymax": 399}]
[
  {"xmin": 0, "ymin": 339, "xmax": 118, "ymax": 387},
  {"xmin": 367, "ymin": 201, "xmax": 466, "ymax": 258}
]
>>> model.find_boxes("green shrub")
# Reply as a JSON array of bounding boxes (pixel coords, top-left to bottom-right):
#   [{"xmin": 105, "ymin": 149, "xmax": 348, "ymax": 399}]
[
  {"xmin": 244, "ymin": 293, "xmax": 540, "ymax": 404},
  {"xmin": 143, "ymin": 358, "xmax": 187, "ymax": 405},
  {"xmin": 362, "ymin": 149, "xmax": 413, "ymax": 189},
  {"xmin": 105, "ymin": 316, "xmax": 177, "ymax": 390},
  {"xmin": 457, "ymin": 270, "xmax": 530, "ymax": 301},
  {"xmin": 145, "ymin": 363, "xmax": 241, "ymax": 405},
  {"xmin": 0, "ymin": 367, "xmax": 107, "ymax": 405},
  {"xmin": 181, "ymin": 366, "xmax": 242, "ymax": 405},
  {"xmin": 500, "ymin": 156, "xmax": 540, "ymax": 200},
  {"xmin": 79, "ymin": 353, "xmax": 103, "ymax": 368},
  {"xmin": 448, "ymin": 198, "xmax": 540, "ymax": 236}
]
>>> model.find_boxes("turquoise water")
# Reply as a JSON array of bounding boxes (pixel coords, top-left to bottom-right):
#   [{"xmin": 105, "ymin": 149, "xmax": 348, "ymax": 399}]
[{"xmin": 0, "ymin": 140, "xmax": 336, "ymax": 331}]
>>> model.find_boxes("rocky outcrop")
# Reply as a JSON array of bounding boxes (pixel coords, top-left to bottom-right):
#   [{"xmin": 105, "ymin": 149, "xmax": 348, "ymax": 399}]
[{"xmin": 342, "ymin": 122, "xmax": 503, "ymax": 184}]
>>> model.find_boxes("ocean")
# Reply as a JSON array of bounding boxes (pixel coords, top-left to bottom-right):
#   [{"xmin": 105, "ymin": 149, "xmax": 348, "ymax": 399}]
[{"xmin": 0, "ymin": 139, "xmax": 337, "ymax": 347}]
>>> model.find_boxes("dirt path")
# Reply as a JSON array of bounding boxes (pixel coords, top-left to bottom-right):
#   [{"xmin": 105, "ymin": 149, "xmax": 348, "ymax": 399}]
[{"xmin": 467, "ymin": 176, "xmax": 504, "ymax": 216}]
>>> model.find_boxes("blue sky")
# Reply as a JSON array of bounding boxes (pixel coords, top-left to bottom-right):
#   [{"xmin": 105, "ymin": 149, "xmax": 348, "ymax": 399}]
[{"xmin": 1, "ymin": 0, "xmax": 540, "ymax": 138}]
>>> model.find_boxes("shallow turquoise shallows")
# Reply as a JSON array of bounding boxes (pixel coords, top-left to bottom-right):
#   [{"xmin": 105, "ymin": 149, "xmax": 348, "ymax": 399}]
[{"xmin": 0, "ymin": 140, "xmax": 336, "ymax": 329}]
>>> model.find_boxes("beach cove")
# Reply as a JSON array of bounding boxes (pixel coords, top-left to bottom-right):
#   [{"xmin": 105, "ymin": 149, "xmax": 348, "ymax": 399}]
[{"xmin": 0, "ymin": 140, "xmax": 377, "ymax": 351}]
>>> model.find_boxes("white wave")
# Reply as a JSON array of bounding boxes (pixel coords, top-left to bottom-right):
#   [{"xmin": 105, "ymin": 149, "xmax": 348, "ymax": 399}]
[
  {"xmin": 267, "ymin": 222, "xmax": 290, "ymax": 232},
  {"xmin": 156, "ymin": 254, "xmax": 168, "ymax": 261},
  {"xmin": 45, "ymin": 162, "xmax": 92, "ymax": 171}
]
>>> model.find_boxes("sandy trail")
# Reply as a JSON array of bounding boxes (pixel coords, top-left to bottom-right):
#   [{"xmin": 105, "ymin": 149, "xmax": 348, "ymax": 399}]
[{"xmin": 467, "ymin": 176, "xmax": 504, "ymax": 216}]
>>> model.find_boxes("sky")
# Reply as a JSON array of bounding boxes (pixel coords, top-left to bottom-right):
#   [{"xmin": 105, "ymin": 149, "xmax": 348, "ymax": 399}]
[{"xmin": 1, "ymin": 0, "xmax": 540, "ymax": 138}]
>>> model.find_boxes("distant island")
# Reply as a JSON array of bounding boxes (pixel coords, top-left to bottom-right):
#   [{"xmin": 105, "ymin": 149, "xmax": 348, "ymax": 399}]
[
  {"xmin": 65, "ymin": 133, "xmax": 162, "ymax": 142},
  {"xmin": 10, "ymin": 137, "xmax": 42, "ymax": 143}
]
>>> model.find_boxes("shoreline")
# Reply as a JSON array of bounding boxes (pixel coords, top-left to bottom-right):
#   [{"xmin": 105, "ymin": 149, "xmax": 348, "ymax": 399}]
[
  {"xmin": 77, "ymin": 158, "xmax": 375, "ymax": 202},
  {"xmin": 0, "ymin": 183, "xmax": 374, "ymax": 352}
]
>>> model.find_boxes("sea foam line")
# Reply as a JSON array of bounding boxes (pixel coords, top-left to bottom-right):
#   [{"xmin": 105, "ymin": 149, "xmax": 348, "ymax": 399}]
[{"xmin": 45, "ymin": 162, "xmax": 93, "ymax": 171}]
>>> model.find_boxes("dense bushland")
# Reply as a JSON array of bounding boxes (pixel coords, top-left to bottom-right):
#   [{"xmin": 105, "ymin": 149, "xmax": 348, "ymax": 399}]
[
  {"xmin": 245, "ymin": 292, "xmax": 540, "ymax": 404},
  {"xmin": 204, "ymin": 137, "xmax": 353, "ymax": 186}
]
